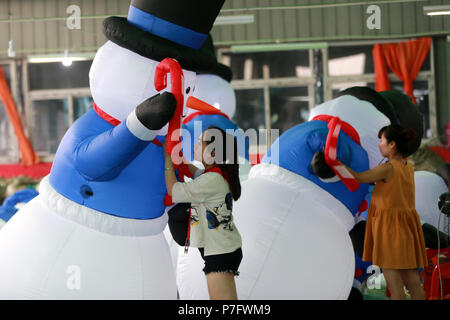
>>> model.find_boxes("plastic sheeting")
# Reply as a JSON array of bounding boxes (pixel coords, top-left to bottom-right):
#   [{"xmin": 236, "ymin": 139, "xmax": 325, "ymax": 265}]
[{"xmin": 415, "ymin": 171, "xmax": 449, "ymax": 233}]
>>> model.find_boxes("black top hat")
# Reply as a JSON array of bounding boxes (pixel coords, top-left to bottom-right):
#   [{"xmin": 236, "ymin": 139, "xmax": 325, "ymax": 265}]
[
  {"xmin": 336, "ymin": 87, "xmax": 424, "ymax": 157},
  {"xmin": 197, "ymin": 34, "xmax": 233, "ymax": 82},
  {"xmin": 102, "ymin": 0, "xmax": 225, "ymax": 72}
]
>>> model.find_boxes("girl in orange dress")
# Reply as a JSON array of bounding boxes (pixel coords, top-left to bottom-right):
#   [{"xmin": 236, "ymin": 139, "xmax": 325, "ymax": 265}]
[{"xmin": 345, "ymin": 124, "xmax": 427, "ymax": 300}]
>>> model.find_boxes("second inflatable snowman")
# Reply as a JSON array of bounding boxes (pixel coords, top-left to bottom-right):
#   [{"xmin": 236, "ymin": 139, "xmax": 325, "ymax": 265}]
[
  {"xmin": 0, "ymin": 0, "xmax": 225, "ymax": 299},
  {"xmin": 176, "ymin": 87, "xmax": 423, "ymax": 299}
]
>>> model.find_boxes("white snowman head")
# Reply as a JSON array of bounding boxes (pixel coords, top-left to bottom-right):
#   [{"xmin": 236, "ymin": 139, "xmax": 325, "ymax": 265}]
[
  {"xmin": 89, "ymin": 41, "xmax": 197, "ymax": 135},
  {"xmin": 187, "ymin": 35, "xmax": 236, "ymax": 119},
  {"xmin": 309, "ymin": 94, "xmax": 391, "ymax": 169},
  {"xmin": 309, "ymin": 87, "xmax": 423, "ymax": 169},
  {"xmin": 187, "ymin": 74, "xmax": 236, "ymax": 119},
  {"xmin": 89, "ymin": 0, "xmax": 226, "ymax": 135}
]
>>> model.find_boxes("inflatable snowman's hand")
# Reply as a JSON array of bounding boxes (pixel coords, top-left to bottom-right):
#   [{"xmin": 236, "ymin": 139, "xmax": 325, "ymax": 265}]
[
  {"xmin": 126, "ymin": 92, "xmax": 177, "ymax": 141},
  {"xmin": 311, "ymin": 151, "xmax": 336, "ymax": 179}
]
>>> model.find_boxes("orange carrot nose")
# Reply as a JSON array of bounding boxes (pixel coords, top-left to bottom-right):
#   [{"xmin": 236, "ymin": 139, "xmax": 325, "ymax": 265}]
[{"xmin": 186, "ymin": 96, "xmax": 219, "ymax": 114}]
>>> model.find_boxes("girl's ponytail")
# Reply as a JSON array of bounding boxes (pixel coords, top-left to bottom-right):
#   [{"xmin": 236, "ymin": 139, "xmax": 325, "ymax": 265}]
[
  {"xmin": 204, "ymin": 126, "xmax": 242, "ymax": 201},
  {"xmin": 401, "ymin": 127, "xmax": 417, "ymax": 142}
]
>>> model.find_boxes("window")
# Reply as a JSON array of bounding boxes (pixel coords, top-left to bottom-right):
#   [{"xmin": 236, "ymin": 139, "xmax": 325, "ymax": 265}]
[
  {"xmin": 1, "ymin": 64, "xmax": 11, "ymax": 88},
  {"xmin": 28, "ymin": 61, "xmax": 92, "ymax": 90},
  {"xmin": 326, "ymin": 42, "xmax": 435, "ymax": 138},
  {"xmin": 232, "ymin": 89, "xmax": 267, "ymax": 156},
  {"xmin": 26, "ymin": 59, "xmax": 94, "ymax": 156},
  {"xmin": 0, "ymin": 101, "xmax": 19, "ymax": 162},
  {"xmin": 31, "ymin": 99, "xmax": 69, "ymax": 155},
  {"xmin": 222, "ymin": 50, "xmax": 311, "ymax": 80},
  {"xmin": 0, "ymin": 63, "xmax": 18, "ymax": 162},
  {"xmin": 74, "ymin": 96, "xmax": 93, "ymax": 121},
  {"xmin": 270, "ymin": 87, "xmax": 310, "ymax": 134},
  {"xmin": 328, "ymin": 45, "xmax": 375, "ymax": 75}
]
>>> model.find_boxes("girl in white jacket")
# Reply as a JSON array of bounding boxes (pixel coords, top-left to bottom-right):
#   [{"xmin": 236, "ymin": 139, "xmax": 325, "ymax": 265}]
[{"xmin": 164, "ymin": 126, "xmax": 242, "ymax": 300}]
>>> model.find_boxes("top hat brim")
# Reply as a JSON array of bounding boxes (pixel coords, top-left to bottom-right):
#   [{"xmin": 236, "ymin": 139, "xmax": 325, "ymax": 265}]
[
  {"xmin": 198, "ymin": 62, "xmax": 233, "ymax": 83},
  {"xmin": 195, "ymin": 33, "xmax": 233, "ymax": 82},
  {"xmin": 103, "ymin": 16, "xmax": 217, "ymax": 73}
]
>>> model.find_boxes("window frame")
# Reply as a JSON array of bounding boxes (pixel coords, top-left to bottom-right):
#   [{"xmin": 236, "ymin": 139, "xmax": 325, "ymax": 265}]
[
  {"xmin": 23, "ymin": 60, "xmax": 94, "ymax": 161},
  {"xmin": 324, "ymin": 39, "xmax": 437, "ymax": 139},
  {"xmin": 218, "ymin": 48, "xmax": 316, "ymax": 147},
  {"xmin": 0, "ymin": 59, "xmax": 20, "ymax": 163}
]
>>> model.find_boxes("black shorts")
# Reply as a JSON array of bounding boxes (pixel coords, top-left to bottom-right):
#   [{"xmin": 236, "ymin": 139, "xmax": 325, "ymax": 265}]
[{"xmin": 198, "ymin": 248, "xmax": 243, "ymax": 276}]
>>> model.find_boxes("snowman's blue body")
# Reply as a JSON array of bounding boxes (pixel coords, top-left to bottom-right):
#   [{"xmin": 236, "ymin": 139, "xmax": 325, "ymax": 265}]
[
  {"xmin": 50, "ymin": 108, "xmax": 167, "ymax": 219},
  {"xmin": 263, "ymin": 120, "xmax": 370, "ymax": 216}
]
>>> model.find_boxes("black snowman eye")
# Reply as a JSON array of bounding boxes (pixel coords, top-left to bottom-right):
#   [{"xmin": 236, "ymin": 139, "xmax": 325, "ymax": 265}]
[{"xmin": 185, "ymin": 87, "xmax": 191, "ymax": 94}]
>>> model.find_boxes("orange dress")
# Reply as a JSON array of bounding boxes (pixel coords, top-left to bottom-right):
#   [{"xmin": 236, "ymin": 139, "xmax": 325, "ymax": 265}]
[{"xmin": 362, "ymin": 159, "xmax": 427, "ymax": 269}]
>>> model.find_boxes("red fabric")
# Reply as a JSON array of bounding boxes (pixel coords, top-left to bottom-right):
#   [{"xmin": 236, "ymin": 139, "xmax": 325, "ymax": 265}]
[
  {"xmin": 357, "ymin": 200, "xmax": 368, "ymax": 216},
  {"xmin": 312, "ymin": 115, "xmax": 361, "ymax": 145},
  {"xmin": 0, "ymin": 162, "xmax": 52, "ymax": 179},
  {"xmin": 373, "ymin": 44, "xmax": 391, "ymax": 92},
  {"xmin": 249, "ymin": 153, "xmax": 265, "ymax": 166},
  {"xmin": 0, "ymin": 67, "xmax": 40, "ymax": 166},
  {"xmin": 164, "ymin": 194, "xmax": 174, "ymax": 206},
  {"xmin": 93, "ymin": 102, "xmax": 121, "ymax": 126},
  {"xmin": 428, "ymin": 146, "xmax": 450, "ymax": 163},
  {"xmin": 373, "ymin": 37, "xmax": 431, "ymax": 104}
]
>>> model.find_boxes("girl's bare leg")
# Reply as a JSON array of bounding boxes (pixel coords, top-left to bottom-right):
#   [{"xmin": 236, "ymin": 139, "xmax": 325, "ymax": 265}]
[
  {"xmin": 206, "ymin": 272, "xmax": 238, "ymax": 300},
  {"xmin": 383, "ymin": 269, "xmax": 406, "ymax": 300},
  {"xmin": 400, "ymin": 269, "xmax": 425, "ymax": 300}
]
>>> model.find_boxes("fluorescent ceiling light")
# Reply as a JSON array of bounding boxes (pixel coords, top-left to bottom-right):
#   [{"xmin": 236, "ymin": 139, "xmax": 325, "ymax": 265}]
[
  {"xmin": 423, "ymin": 5, "xmax": 450, "ymax": 16},
  {"xmin": 7, "ymin": 40, "xmax": 15, "ymax": 58},
  {"xmin": 214, "ymin": 14, "xmax": 254, "ymax": 25},
  {"xmin": 28, "ymin": 52, "xmax": 95, "ymax": 63},
  {"xmin": 232, "ymin": 42, "xmax": 328, "ymax": 53}
]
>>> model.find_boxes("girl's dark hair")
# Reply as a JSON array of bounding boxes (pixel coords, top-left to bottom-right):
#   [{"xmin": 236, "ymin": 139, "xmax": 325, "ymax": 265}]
[
  {"xmin": 378, "ymin": 124, "xmax": 417, "ymax": 157},
  {"xmin": 203, "ymin": 126, "xmax": 241, "ymax": 201}
]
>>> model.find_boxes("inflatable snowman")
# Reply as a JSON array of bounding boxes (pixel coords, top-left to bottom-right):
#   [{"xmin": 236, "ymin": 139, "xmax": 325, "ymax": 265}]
[
  {"xmin": 0, "ymin": 0, "xmax": 225, "ymax": 299},
  {"xmin": 176, "ymin": 87, "xmax": 423, "ymax": 299}
]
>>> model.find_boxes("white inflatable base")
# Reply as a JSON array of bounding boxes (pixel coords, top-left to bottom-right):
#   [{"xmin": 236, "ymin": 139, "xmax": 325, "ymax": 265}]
[{"xmin": 0, "ymin": 179, "xmax": 176, "ymax": 299}]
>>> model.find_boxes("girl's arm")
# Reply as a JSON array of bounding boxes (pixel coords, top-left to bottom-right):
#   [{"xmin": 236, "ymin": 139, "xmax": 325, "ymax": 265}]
[
  {"xmin": 345, "ymin": 163, "xmax": 393, "ymax": 184},
  {"xmin": 163, "ymin": 142, "xmax": 178, "ymax": 196}
]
